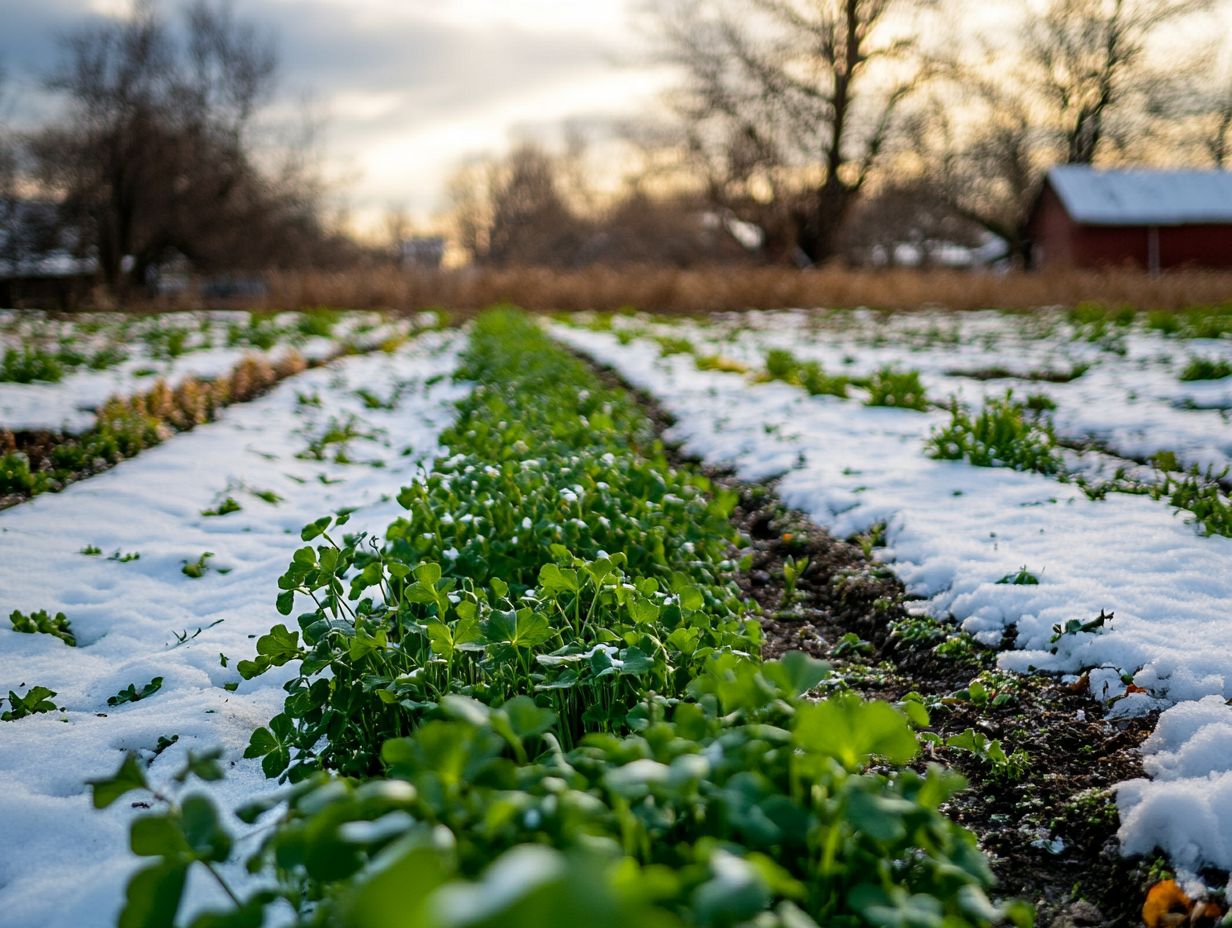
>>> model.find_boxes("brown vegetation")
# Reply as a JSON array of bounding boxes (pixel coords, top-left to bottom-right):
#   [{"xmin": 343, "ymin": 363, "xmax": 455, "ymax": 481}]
[{"xmin": 258, "ymin": 265, "xmax": 1232, "ymax": 314}]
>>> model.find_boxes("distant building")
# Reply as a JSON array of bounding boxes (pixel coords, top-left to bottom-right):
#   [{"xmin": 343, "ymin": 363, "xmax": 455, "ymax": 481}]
[
  {"xmin": 0, "ymin": 201, "xmax": 95, "ymax": 309},
  {"xmin": 1028, "ymin": 166, "xmax": 1232, "ymax": 273},
  {"xmin": 398, "ymin": 236, "xmax": 446, "ymax": 270}
]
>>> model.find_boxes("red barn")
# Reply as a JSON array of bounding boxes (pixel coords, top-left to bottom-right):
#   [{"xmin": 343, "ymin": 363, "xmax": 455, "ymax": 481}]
[{"xmin": 1028, "ymin": 166, "xmax": 1232, "ymax": 272}]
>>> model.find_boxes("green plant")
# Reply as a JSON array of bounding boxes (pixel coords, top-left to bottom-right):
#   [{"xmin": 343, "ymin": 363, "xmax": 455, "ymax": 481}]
[
  {"xmin": 182, "ymin": 552, "xmax": 222, "ymax": 578},
  {"xmin": 2, "ymin": 685, "xmax": 58, "ymax": 721},
  {"xmin": 1179, "ymin": 357, "xmax": 1232, "ymax": 381},
  {"xmin": 865, "ymin": 368, "xmax": 928, "ymax": 410},
  {"xmin": 932, "ymin": 728, "xmax": 1030, "ymax": 784},
  {"xmin": 99, "ymin": 310, "xmax": 1032, "ymax": 928},
  {"xmin": 1050, "ymin": 610, "xmax": 1113, "ymax": 647},
  {"xmin": 1160, "ymin": 465, "xmax": 1232, "ymax": 537},
  {"xmin": 781, "ymin": 554, "xmax": 811, "ymax": 605},
  {"xmin": 927, "ymin": 395, "xmax": 1062, "ymax": 475},
  {"xmin": 0, "ymin": 346, "xmax": 65, "ymax": 383},
  {"xmin": 80, "ymin": 544, "xmax": 103, "ymax": 556},
  {"xmin": 799, "ymin": 360, "xmax": 849, "ymax": 397},
  {"xmin": 765, "ymin": 348, "xmax": 799, "ymax": 381},
  {"xmin": 9, "ymin": 608, "xmax": 76, "ymax": 646},
  {"xmin": 1022, "ymin": 393, "xmax": 1056, "ymax": 413},
  {"xmin": 996, "ymin": 567, "xmax": 1039, "ymax": 586},
  {"xmin": 98, "ymin": 655, "xmax": 1032, "ymax": 928},
  {"xmin": 107, "ymin": 677, "xmax": 164, "ymax": 707},
  {"xmin": 201, "ymin": 497, "xmax": 242, "ymax": 517}
]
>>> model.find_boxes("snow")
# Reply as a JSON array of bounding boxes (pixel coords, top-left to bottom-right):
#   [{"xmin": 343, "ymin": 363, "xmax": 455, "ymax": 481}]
[
  {"xmin": 593, "ymin": 309, "xmax": 1232, "ymax": 475},
  {"xmin": 0, "ymin": 329, "xmax": 465, "ymax": 927},
  {"xmin": 1047, "ymin": 166, "xmax": 1232, "ymax": 227},
  {"xmin": 0, "ymin": 310, "xmax": 412, "ymax": 433},
  {"xmin": 553, "ymin": 320, "xmax": 1232, "ymax": 877}
]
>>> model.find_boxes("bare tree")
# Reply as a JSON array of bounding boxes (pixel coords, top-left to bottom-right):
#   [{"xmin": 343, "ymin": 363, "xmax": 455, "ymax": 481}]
[
  {"xmin": 910, "ymin": 0, "xmax": 1214, "ymax": 265},
  {"xmin": 0, "ymin": 62, "xmax": 19, "ymax": 275},
  {"xmin": 31, "ymin": 0, "xmax": 322, "ymax": 294},
  {"xmin": 1024, "ymin": 0, "xmax": 1213, "ymax": 165},
  {"xmin": 645, "ymin": 0, "xmax": 937, "ymax": 264}
]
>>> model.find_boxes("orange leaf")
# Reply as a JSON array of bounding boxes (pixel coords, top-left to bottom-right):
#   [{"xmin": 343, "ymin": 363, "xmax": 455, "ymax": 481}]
[{"xmin": 1143, "ymin": 880, "xmax": 1192, "ymax": 928}]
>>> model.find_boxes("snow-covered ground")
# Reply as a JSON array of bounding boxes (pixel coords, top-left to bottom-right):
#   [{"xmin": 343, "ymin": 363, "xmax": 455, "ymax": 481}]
[
  {"xmin": 553, "ymin": 321, "xmax": 1232, "ymax": 877},
  {"xmin": 0, "ymin": 330, "xmax": 465, "ymax": 927},
  {"xmin": 599, "ymin": 309, "xmax": 1232, "ymax": 475},
  {"xmin": 0, "ymin": 310, "xmax": 412, "ymax": 433}
]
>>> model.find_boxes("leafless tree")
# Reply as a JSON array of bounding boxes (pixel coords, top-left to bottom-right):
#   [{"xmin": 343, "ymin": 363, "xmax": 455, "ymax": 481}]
[
  {"xmin": 0, "ymin": 63, "xmax": 19, "ymax": 275},
  {"xmin": 644, "ymin": 0, "xmax": 938, "ymax": 264},
  {"xmin": 910, "ymin": 0, "xmax": 1214, "ymax": 265},
  {"xmin": 31, "ymin": 0, "xmax": 325, "ymax": 294},
  {"xmin": 1024, "ymin": 0, "xmax": 1213, "ymax": 165}
]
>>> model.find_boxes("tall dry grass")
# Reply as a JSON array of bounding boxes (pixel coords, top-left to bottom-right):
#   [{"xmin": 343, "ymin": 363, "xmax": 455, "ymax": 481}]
[{"xmin": 259, "ymin": 265, "xmax": 1232, "ymax": 315}]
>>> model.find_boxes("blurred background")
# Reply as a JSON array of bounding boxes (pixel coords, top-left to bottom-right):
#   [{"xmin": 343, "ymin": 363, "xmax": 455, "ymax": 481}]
[{"xmin": 1, "ymin": 0, "xmax": 1231, "ymax": 310}]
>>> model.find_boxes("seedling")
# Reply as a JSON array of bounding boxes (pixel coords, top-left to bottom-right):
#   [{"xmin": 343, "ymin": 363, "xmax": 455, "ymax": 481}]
[
  {"xmin": 865, "ymin": 367, "xmax": 929, "ymax": 410},
  {"xmin": 1180, "ymin": 357, "xmax": 1232, "ymax": 381},
  {"xmin": 9, "ymin": 609, "xmax": 76, "ymax": 646},
  {"xmin": 201, "ymin": 497, "xmax": 242, "ymax": 517},
  {"xmin": 169, "ymin": 619, "xmax": 223, "ymax": 649},
  {"xmin": 1050, "ymin": 609, "xmax": 1113, "ymax": 646},
  {"xmin": 2, "ymin": 685, "xmax": 58, "ymax": 721},
  {"xmin": 80, "ymin": 544, "xmax": 103, "ymax": 556},
  {"xmin": 781, "ymin": 554, "xmax": 810, "ymax": 605},
  {"xmin": 182, "ymin": 552, "xmax": 228, "ymax": 578},
  {"xmin": 107, "ymin": 677, "xmax": 164, "ymax": 707},
  {"xmin": 997, "ymin": 566, "xmax": 1040, "ymax": 586}
]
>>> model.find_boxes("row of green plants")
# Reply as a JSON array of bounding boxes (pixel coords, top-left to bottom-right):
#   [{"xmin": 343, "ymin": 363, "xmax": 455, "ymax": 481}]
[
  {"xmin": 927, "ymin": 393, "xmax": 1232, "ymax": 537},
  {"xmin": 0, "ymin": 309, "xmax": 363, "ymax": 382},
  {"xmin": 0, "ymin": 343, "xmax": 130, "ymax": 383},
  {"xmin": 91, "ymin": 310, "xmax": 1029, "ymax": 928},
  {"xmin": 0, "ymin": 352, "xmax": 307, "ymax": 501},
  {"xmin": 762, "ymin": 348, "xmax": 930, "ymax": 411},
  {"xmin": 600, "ymin": 318, "xmax": 932, "ymax": 412}
]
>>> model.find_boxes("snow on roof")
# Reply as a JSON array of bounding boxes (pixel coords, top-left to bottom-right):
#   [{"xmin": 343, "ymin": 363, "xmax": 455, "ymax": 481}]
[{"xmin": 1047, "ymin": 165, "xmax": 1232, "ymax": 227}]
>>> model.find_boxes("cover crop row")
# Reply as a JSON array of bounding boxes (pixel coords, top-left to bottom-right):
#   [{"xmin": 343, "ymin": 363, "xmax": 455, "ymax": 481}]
[{"xmin": 92, "ymin": 310, "xmax": 1029, "ymax": 928}]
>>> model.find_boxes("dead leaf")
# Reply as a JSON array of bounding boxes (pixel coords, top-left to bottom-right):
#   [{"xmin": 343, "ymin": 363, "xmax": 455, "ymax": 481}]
[{"xmin": 1143, "ymin": 880, "xmax": 1191, "ymax": 928}]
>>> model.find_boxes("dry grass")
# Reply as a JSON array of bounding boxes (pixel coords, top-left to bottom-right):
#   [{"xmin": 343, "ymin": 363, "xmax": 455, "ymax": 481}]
[{"xmin": 256, "ymin": 265, "xmax": 1232, "ymax": 315}]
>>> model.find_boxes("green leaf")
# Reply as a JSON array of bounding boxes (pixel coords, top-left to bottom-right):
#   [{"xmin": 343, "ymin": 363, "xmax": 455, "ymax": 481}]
[
  {"xmin": 414, "ymin": 562, "xmax": 442, "ymax": 585},
  {"xmin": 181, "ymin": 795, "xmax": 232, "ymax": 861},
  {"xmin": 771, "ymin": 651, "xmax": 830, "ymax": 697},
  {"xmin": 300, "ymin": 517, "xmax": 332, "ymax": 541},
  {"xmin": 118, "ymin": 860, "xmax": 188, "ymax": 928},
  {"xmin": 89, "ymin": 753, "xmax": 149, "ymax": 809},
  {"xmin": 794, "ymin": 697, "xmax": 918, "ymax": 770},
  {"xmin": 539, "ymin": 563, "xmax": 579, "ymax": 592},
  {"xmin": 130, "ymin": 814, "xmax": 189, "ymax": 857}
]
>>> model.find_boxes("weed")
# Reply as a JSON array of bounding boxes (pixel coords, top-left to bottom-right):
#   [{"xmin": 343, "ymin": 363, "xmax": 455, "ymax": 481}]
[
  {"xmin": 865, "ymin": 367, "xmax": 929, "ymax": 410},
  {"xmin": 799, "ymin": 360, "xmax": 849, "ymax": 397},
  {"xmin": 1180, "ymin": 357, "xmax": 1232, "ymax": 381},
  {"xmin": 2, "ymin": 685, "xmax": 58, "ymax": 721},
  {"xmin": 933, "ymin": 728, "xmax": 1030, "ymax": 784},
  {"xmin": 201, "ymin": 497, "xmax": 242, "ymax": 517},
  {"xmin": 1050, "ymin": 610, "xmax": 1113, "ymax": 647},
  {"xmin": 9, "ymin": 609, "xmax": 76, "ymax": 646},
  {"xmin": 927, "ymin": 394, "xmax": 1062, "ymax": 474},
  {"xmin": 781, "ymin": 554, "xmax": 810, "ymax": 604},
  {"xmin": 0, "ymin": 347, "xmax": 65, "ymax": 383},
  {"xmin": 107, "ymin": 677, "xmax": 164, "ymax": 707},
  {"xmin": 182, "ymin": 552, "xmax": 218, "ymax": 578},
  {"xmin": 997, "ymin": 566, "xmax": 1040, "ymax": 586}
]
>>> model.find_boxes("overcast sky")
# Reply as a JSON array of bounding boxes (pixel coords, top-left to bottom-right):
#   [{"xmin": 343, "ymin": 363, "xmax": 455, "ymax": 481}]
[{"xmin": 0, "ymin": 0, "xmax": 668, "ymax": 231}]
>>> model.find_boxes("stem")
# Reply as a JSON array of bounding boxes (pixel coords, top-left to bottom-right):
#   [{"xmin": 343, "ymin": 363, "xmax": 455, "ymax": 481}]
[{"xmin": 201, "ymin": 860, "xmax": 243, "ymax": 908}]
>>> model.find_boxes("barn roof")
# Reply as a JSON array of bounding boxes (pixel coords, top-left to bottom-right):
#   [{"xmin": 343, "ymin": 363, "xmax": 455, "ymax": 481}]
[{"xmin": 1047, "ymin": 166, "xmax": 1232, "ymax": 227}]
